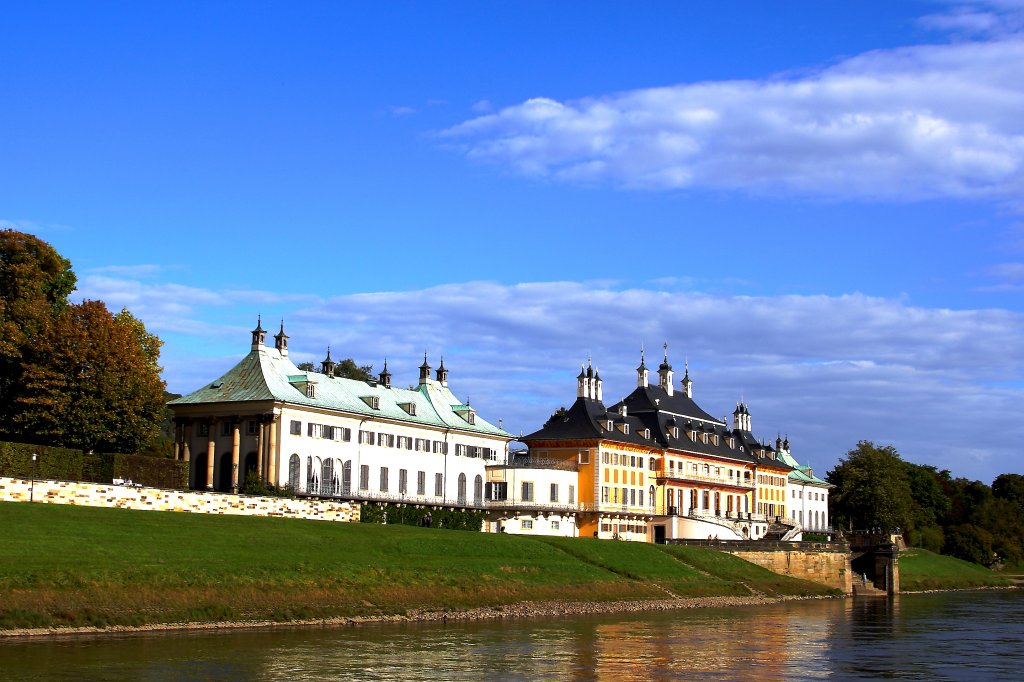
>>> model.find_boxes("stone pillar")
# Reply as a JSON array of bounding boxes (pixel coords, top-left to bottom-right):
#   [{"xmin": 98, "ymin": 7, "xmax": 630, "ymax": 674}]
[
  {"xmin": 267, "ymin": 416, "xmax": 279, "ymax": 487},
  {"xmin": 183, "ymin": 422, "xmax": 192, "ymax": 466},
  {"xmin": 205, "ymin": 421, "xmax": 216, "ymax": 490},
  {"xmin": 230, "ymin": 420, "xmax": 241, "ymax": 493},
  {"xmin": 173, "ymin": 421, "xmax": 182, "ymax": 461},
  {"xmin": 256, "ymin": 420, "xmax": 266, "ymax": 483}
]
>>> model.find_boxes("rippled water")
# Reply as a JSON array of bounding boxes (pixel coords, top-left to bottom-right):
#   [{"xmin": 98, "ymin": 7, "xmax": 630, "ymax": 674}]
[{"xmin": 2, "ymin": 591, "xmax": 1022, "ymax": 680}]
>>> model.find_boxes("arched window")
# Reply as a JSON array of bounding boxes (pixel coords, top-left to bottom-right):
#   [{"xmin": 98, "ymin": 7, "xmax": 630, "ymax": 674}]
[
  {"xmin": 649, "ymin": 457, "xmax": 657, "ymax": 471},
  {"xmin": 322, "ymin": 459, "xmax": 335, "ymax": 496},
  {"xmin": 667, "ymin": 488, "xmax": 675, "ymax": 509},
  {"xmin": 473, "ymin": 475, "xmax": 483, "ymax": 506},
  {"xmin": 288, "ymin": 454, "xmax": 300, "ymax": 491},
  {"xmin": 649, "ymin": 485, "xmax": 655, "ymax": 509},
  {"xmin": 690, "ymin": 489, "xmax": 698, "ymax": 510},
  {"xmin": 307, "ymin": 456, "xmax": 321, "ymax": 495},
  {"xmin": 342, "ymin": 460, "xmax": 352, "ymax": 495},
  {"xmin": 457, "ymin": 473, "xmax": 467, "ymax": 505}
]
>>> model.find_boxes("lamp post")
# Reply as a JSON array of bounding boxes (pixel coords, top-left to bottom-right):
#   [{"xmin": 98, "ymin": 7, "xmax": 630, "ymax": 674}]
[{"xmin": 30, "ymin": 453, "xmax": 38, "ymax": 502}]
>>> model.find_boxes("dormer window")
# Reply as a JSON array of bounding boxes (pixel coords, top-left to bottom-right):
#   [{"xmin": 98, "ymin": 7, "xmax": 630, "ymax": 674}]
[
  {"xmin": 617, "ymin": 423, "xmax": 629, "ymax": 435},
  {"xmin": 361, "ymin": 395, "xmax": 380, "ymax": 410},
  {"xmin": 606, "ymin": 420, "xmax": 614, "ymax": 430},
  {"xmin": 399, "ymin": 402, "xmax": 417, "ymax": 416},
  {"xmin": 467, "ymin": 412, "xmax": 475, "ymax": 425},
  {"xmin": 643, "ymin": 428, "xmax": 650, "ymax": 439},
  {"xmin": 713, "ymin": 435, "xmax": 719, "ymax": 446},
  {"xmin": 306, "ymin": 383, "xmax": 316, "ymax": 399},
  {"xmin": 690, "ymin": 430, "xmax": 697, "ymax": 441},
  {"xmin": 672, "ymin": 427, "xmax": 679, "ymax": 438}
]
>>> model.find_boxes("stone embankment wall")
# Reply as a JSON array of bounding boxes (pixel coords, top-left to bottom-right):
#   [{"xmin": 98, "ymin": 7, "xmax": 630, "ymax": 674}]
[
  {"xmin": 0, "ymin": 476, "xmax": 360, "ymax": 523},
  {"xmin": 673, "ymin": 540, "xmax": 853, "ymax": 594}
]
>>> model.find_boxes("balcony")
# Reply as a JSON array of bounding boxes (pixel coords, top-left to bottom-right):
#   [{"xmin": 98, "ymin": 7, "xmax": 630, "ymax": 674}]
[
  {"xmin": 485, "ymin": 498, "xmax": 580, "ymax": 514},
  {"xmin": 657, "ymin": 469, "xmax": 755, "ymax": 489}
]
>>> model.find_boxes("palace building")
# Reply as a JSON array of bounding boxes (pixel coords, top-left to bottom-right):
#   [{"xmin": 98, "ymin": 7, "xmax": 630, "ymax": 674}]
[
  {"xmin": 168, "ymin": 319, "xmax": 514, "ymax": 508},
  {"xmin": 522, "ymin": 347, "xmax": 804, "ymax": 542}
]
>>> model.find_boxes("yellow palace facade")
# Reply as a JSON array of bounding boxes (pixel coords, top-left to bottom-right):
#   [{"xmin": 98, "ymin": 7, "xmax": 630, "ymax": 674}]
[{"xmin": 522, "ymin": 349, "xmax": 798, "ymax": 542}]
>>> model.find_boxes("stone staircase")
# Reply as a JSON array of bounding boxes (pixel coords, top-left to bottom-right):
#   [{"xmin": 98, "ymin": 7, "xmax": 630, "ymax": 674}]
[{"xmin": 852, "ymin": 580, "xmax": 889, "ymax": 597}]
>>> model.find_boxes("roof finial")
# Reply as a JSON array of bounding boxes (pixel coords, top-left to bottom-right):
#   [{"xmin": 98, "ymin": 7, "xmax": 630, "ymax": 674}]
[{"xmin": 663, "ymin": 341, "xmax": 668, "ymax": 361}]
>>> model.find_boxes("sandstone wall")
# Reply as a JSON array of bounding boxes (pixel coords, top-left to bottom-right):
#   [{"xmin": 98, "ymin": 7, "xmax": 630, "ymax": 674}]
[
  {"xmin": 729, "ymin": 547, "xmax": 853, "ymax": 594},
  {"xmin": 0, "ymin": 476, "xmax": 359, "ymax": 523}
]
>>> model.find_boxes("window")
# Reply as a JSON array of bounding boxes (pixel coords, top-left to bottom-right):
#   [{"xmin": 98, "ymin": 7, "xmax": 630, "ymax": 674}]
[
  {"xmin": 247, "ymin": 420, "xmax": 258, "ymax": 435},
  {"xmin": 602, "ymin": 453, "xmax": 610, "ymax": 464},
  {"xmin": 630, "ymin": 489, "xmax": 636, "ymax": 506},
  {"xmin": 456, "ymin": 444, "xmax": 467, "ymax": 456},
  {"xmin": 521, "ymin": 481, "xmax": 534, "ymax": 502},
  {"xmin": 578, "ymin": 450, "xmax": 590, "ymax": 464},
  {"xmin": 362, "ymin": 395, "xmax": 380, "ymax": 409},
  {"xmin": 417, "ymin": 471, "xmax": 426, "ymax": 496},
  {"xmin": 435, "ymin": 473, "xmax": 443, "ymax": 497},
  {"xmin": 550, "ymin": 483, "xmax": 559, "ymax": 503},
  {"xmin": 359, "ymin": 464, "xmax": 369, "ymax": 490},
  {"xmin": 342, "ymin": 461, "xmax": 352, "ymax": 494},
  {"xmin": 340, "ymin": 427, "xmax": 352, "ymax": 442},
  {"xmin": 306, "ymin": 383, "xmax": 316, "ymax": 398},
  {"xmin": 602, "ymin": 486, "xmax": 609, "ymax": 503},
  {"xmin": 457, "ymin": 473, "xmax": 467, "ymax": 505},
  {"xmin": 551, "ymin": 520, "xmax": 560, "ymax": 530},
  {"xmin": 221, "ymin": 421, "xmax": 232, "ymax": 436},
  {"xmin": 488, "ymin": 481, "xmax": 508, "ymax": 501},
  {"xmin": 521, "ymin": 519, "xmax": 533, "ymax": 530},
  {"xmin": 568, "ymin": 485, "xmax": 575, "ymax": 504},
  {"xmin": 380, "ymin": 467, "xmax": 389, "ymax": 492},
  {"xmin": 649, "ymin": 457, "xmax": 657, "ymax": 471},
  {"xmin": 322, "ymin": 458, "xmax": 336, "ymax": 495},
  {"xmin": 399, "ymin": 469, "xmax": 408, "ymax": 495},
  {"xmin": 199, "ymin": 423, "xmax": 210, "ymax": 437},
  {"xmin": 360, "ymin": 430, "xmax": 375, "ymax": 445},
  {"xmin": 474, "ymin": 475, "xmax": 483, "ymax": 506},
  {"xmin": 672, "ymin": 427, "xmax": 679, "ymax": 438},
  {"xmin": 287, "ymin": 454, "xmax": 300, "ymax": 490}
]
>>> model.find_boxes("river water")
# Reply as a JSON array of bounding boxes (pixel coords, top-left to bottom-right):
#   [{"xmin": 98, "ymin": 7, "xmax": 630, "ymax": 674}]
[{"xmin": 1, "ymin": 590, "xmax": 1022, "ymax": 681}]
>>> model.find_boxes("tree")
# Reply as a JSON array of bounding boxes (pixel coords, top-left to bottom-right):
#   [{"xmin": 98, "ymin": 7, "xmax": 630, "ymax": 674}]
[
  {"xmin": 993, "ymin": 473, "xmax": 1024, "ymax": 512},
  {"xmin": 0, "ymin": 230, "xmax": 76, "ymax": 430},
  {"xmin": 296, "ymin": 361, "xmax": 315, "ymax": 372},
  {"xmin": 334, "ymin": 358, "xmax": 373, "ymax": 381},
  {"xmin": 544, "ymin": 406, "xmax": 568, "ymax": 426},
  {"xmin": 827, "ymin": 441, "xmax": 913, "ymax": 531},
  {"xmin": 14, "ymin": 299, "xmax": 167, "ymax": 453}
]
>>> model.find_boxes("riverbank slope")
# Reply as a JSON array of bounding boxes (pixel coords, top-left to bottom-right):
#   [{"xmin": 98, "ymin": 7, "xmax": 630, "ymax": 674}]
[{"xmin": 1, "ymin": 501, "xmax": 835, "ymax": 632}]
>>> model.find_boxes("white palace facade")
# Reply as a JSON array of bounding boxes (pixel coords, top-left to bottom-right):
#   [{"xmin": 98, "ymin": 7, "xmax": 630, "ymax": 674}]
[{"xmin": 168, "ymin": 320, "xmax": 514, "ymax": 508}]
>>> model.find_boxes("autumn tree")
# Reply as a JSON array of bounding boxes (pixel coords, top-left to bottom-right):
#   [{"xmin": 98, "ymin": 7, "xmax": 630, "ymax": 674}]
[
  {"xmin": 0, "ymin": 230, "xmax": 76, "ymax": 431},
  {"xmin": 14, "ymin": 300, "xmax": 167, "ymax": 453},
  {"xmin": 1, "ymin": 229, "xmax": 167, "ymax": 453}
]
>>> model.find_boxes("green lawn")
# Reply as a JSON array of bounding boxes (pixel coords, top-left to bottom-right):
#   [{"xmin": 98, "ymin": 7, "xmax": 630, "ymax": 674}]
[
  {"xmin": 0, "ymin": 502, "xmax": 837, "ymax": 630},
  {"xmin": 899, "ymin": 548, "xmax": 1011, "ymax": 591}
]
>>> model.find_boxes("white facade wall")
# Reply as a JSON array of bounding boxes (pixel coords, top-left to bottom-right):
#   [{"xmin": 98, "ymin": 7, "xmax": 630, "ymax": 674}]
[
  {"xmin": 788, "ymin": 481, "xmax": 830, "ymax": 533},
  {"xmin": 485, "ymin": 465, "xmax": 579, "ymax": 537},
  {"xmin": 276, "ymin": 406, "xmax": 505, "ymax": 507}
]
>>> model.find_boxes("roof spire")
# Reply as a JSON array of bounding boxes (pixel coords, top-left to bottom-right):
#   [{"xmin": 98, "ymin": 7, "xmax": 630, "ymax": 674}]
[
  {"xmin": 418, "ymin": 352, "xmax": 431, "ymax": 385},
  {"xmin": 250, "ymin": 315, "xmax": 267, "ymax": 350}
]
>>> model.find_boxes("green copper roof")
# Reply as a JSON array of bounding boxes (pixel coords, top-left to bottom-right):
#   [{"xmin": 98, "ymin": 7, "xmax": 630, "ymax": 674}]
[
  {"xmin": 169, "ymin": 347, "xmax": 513, "ymax": 439},
  {"xmin": 775, "ymin": 448, "xmax": 831, "ymax": 487}
]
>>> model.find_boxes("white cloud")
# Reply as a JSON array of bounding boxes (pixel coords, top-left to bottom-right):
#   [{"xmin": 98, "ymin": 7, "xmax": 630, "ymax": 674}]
[
  {"xmin": 440, "ymin": 15, "xmax": 1024, "ymax": 203},
  {"xmin": 107, "ymin": 275, "xmax": 1024, "ymax": 484},
  {"xmin": 87, "ymin": 264, "xmax": 167, "ymax": 278}
]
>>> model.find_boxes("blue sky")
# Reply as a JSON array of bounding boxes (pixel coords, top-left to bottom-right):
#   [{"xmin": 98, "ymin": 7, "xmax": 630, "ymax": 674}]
[{"xmin": 3, "ymin": 1, "xmax": 1024, "ymax": 482}]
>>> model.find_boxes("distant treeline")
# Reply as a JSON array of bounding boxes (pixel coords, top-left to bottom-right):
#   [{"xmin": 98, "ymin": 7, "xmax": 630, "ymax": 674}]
[{"xmin": 828, "ymin": 441, "xmax": 1024, "ymax": 568}]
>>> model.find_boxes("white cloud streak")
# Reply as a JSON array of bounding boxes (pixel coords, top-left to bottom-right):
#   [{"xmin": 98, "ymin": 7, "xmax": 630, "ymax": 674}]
[{"xmin": 441, "ymin": 15, "xmax": 1024, "ymax": 203}]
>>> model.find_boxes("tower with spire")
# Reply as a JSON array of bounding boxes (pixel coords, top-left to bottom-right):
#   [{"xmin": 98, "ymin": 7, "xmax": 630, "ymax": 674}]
[
  {"xmin": 436, "ymin": 355, "xmax": 448, "ymax": 386},
  {"xmin": 418, "ymin": 353, "xmax": 431, "ymax": 385},
  {"xmin": 379, "ymin": 358, "xmax": 392, "ymax": 388},
  {"xmin": 637, "ymin": 347, "xmax": 649, "ymax": 388},
  {"xmin": 273, "ymin": 320, "xmax": 289, "ymax": 356},
  {"xmin": 681, "ymin": 359, "xmax": 692, "ymax": 398},
  {"xmin": 658, "ymin": 342, "xmax": 674, "ymax": 396},
  {"xmin": 250, "ymin": 315, "xmax": 266, "ymax": 351}
]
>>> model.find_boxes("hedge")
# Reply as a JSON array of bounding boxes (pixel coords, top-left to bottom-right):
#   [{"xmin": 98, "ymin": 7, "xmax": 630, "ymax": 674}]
[
  {"xmin": 0, "ymin": 441, "xmax": 188, "ymax": 490},
  {"xmin": 360, "ymin": 503, "xmax": 486, "ymax": 531}
]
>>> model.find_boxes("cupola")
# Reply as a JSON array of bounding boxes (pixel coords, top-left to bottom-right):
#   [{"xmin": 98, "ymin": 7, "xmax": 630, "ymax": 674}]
[
  {"xmin": 418, "ymin": 353, "xmax": 431, "ymax": 385},
  {"xmin": 321, "ymin": 347, "xmax": 335, "ymax": 376},
  {"xmin": 250, "ymin": 315, "xmax": 266, "ymax": 351},
  {"xmin": 436, "ymin": 355, "xmax": 448, "ymax": 386},
  {"xmin": 274, "ymin": 320, "xmax": 289, "ymax": 356},
  {"xmin": 379, "ymin": 358, "xmax": 392, "ymax": 388}
]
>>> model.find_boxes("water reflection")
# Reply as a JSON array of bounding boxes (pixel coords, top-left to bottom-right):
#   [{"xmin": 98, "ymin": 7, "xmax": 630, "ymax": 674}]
[{"xmin": 2, "ymin": 591, "xmax": 1022, "ymax": 681}]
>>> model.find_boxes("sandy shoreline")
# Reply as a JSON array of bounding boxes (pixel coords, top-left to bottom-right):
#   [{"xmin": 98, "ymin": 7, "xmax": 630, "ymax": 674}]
[{"xmin": 0, "ymin": 594, "xmax": 836, "ymax": 640}]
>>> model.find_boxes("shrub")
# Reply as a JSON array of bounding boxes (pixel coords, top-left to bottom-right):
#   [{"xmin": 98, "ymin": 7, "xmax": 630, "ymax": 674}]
[{"xmin": 360, "ymin": 503, "xmax": 485, "ymax": 531}]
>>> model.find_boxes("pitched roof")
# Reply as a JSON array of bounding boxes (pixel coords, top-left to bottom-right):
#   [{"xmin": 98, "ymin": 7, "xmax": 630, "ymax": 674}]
[{"xmin": 169, "ymin": 347, "xmax": 512, "ymax": 439}]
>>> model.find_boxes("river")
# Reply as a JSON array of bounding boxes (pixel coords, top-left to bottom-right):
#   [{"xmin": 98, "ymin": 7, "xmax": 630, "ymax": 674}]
[{"xmin": 1, "ymin": 590, "xmax": 1022, "ymax": 680}]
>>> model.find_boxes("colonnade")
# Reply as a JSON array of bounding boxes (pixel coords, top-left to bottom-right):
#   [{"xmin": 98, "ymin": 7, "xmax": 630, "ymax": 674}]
[{"xmin": 172, "ymin": 414, "xmax": 280, "ymax": 492}]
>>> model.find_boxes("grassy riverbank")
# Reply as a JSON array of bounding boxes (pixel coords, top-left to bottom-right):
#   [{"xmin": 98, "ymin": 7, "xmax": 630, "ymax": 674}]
[
  {"xmin": 899, "ymin": 548, "xmax": 1012, "ymax": 591},
  {"xmin": 0, "ymin": 502, "xmax": 835, "ymax": 631}
]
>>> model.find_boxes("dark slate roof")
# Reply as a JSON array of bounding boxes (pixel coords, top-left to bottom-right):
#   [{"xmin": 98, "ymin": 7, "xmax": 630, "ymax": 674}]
[
  {"xmin": 614, "ymin": 385, "xmax": 721, "ymax": 424},
  {"xmin": 523, "ymin": 397, "xmax": 662, "ymax": 448}
]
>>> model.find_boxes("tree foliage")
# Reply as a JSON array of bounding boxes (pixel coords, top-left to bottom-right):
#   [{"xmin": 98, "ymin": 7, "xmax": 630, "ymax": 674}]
[
  {"xmin": 0, "ymin": 230, "xmax": 167, "ymax": 454},
  {"xmin": 334, "ymin": 358, "xmax": 373, "ymax": 381},
  {"xmin": 14, "ymin": 300, "xmax": 167, "ymax": 452},
  {"xmin": 827, "ymin": 441, "xmax": 913, "ymax": 531},
  {"xmin": 830, "ymin": 439, "xmax": 1024, "ymax": 567},
  {"xmin": 0, "ymin": 230, "xmax": 77, "ymax": 425}
]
